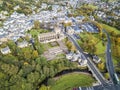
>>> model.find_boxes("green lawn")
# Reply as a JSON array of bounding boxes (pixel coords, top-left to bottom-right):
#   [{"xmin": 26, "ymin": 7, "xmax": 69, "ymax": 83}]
[
  {"xmin": 86, "ymin": 4, "xmax": 98, "ymax": 9},
  {"xmin": 78, "ymin": 32, "xmax": 106, "ymax": 62},
  {"xmin": 29, "ymin": 30, "xmax": 39, "ymax": 36},
  {"xmin": 78, "ymin": 33, "xmax": 105, "ymax": 54},
  {"xmin": 108, "ymin": 0, "xmax": 119, "ymax": 2},
  {"xmin": 41, "ymin": 43, "xmax": 54, "ymax": 51},
  {"xmin": 101, "ymin": 24, "xmax": 120, "ymax": 34},
  {"xmin": 50, "ymin": 73, "xmax": 95, "ymax": 90},
  {"xmin": 28, "ymin": 29, "xmax": 49, "ymax": 37},
  {"xmin": 95, "ymin": 41, "xmax": 105, "ymax": 55}
]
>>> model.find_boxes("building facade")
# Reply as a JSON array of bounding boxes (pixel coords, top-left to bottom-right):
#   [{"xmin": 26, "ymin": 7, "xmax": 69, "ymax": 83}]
[{"xmin": 38, "ymin": 25, "xmax": 65, "ymax": 43}]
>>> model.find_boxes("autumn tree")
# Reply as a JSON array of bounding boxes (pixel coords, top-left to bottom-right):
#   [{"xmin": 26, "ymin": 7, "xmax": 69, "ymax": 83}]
[
  {"xmin": 104, "ymin": 72, "xmax": 110, "ymax": 80},
  {"xmin": 27, "ymin": 72, "xmax": 40, "ymax": 84},
  {"xmin": 39, "ymin": 85, "xmax": 48, "ymax": 90},
  {"xmin": 34, "ymin": 20, "xmax": 40, "ymax": 29},
  {"xmin": 32, "ymin": 50, "xmax": 39, "ymax": 59},
  {"xmin": 71, "ymin": 44, "xmax": 76, "ymax": 52},
  {"xmin": 98, "ymin": 62, "xmax": 106, "ymax": 72}
]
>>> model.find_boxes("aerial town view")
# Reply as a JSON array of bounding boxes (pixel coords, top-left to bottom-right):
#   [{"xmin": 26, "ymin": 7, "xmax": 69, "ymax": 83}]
[{"xmin": 0, "ymin": 0, "xmax": 120, "ymax": 90}]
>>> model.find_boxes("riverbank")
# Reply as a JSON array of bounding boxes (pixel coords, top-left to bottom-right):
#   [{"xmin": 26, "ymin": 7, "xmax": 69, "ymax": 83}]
[{"xmin": 50, "ymin": 73, "xmax": 96, "ymax": 90}]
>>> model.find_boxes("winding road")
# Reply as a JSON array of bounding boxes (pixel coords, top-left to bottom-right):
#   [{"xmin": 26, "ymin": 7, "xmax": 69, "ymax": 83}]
[
  {"xmin": 64, "ymin": 30, "xmax": 120, "ymax": 90},
  {"xmin": 103, "ymin": 30, "xmax": 119, "ymax": 84}
]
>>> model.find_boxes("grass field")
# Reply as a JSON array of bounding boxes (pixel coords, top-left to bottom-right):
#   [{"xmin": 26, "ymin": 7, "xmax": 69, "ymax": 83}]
[
  {"xmin": 28, "ymin": 29, "xmax": 49, "ymax": 37},
  {"xmin": 101, "ymin": 24, "xmax": 120, "ymax": 34},
  {"xmin": 50, "ymin": 73, "xmax": 95, "ymax": 90},
  {"xmin": 78, "ymin": 33, "xmax": 105, "ymax": 54},
  {"xmin": 86, "ymin": 4, "xmax": 98, "ymax": 9},
  {"xmin": 95, "ymin": 41, "xmax": 105, "ymax": 55}
]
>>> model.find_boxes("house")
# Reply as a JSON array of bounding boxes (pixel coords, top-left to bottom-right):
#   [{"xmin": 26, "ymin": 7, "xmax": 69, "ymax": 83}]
[
  {"xmin": 41, "ymin": 3, "xmax": 48, "ymax": 9},
  {"xmin": 1, "ymin": 11, "xmax": 8, "ymax": 15},
  {"xmin": 76, "ymin": 16, "xmax": 85, "ymax": 22},
  {"xmin": 1, "ymin": 46, "xmax": 11, "ymax": 55},
  {"xmin": 52, "ymin": 5, "xmax": 59, "ymax": 11},
  {"xmin": 79, "ymin": 60, "xmax": 87, "ymax": 66},
  {"xmin": 0, "ymin": 41, "xmax": 2, "ymax": 45},
  {"xmin": 17, "ymin": 41, "xmax": 28, "ymax": 48},
  {"xmin": 0, "ymin": 14, "xmax": 6, "ymax": 19},
  {"xmin": 67, "ymin": 26, "xmax": 75, "ymax": 35},
  {"xmin": 72, "ymin": 54, "xmax": 80, "ymax": 61},
  {"xmin": 66, "ymin": 52, "xmax": 74, "ymax": 60},
  {"xmin": 66, "ymin": 52, "xmax": 80, "ymax": 62},
  {"xmin": 78, "ymin": 53, "xmax": 86, "ymax": 62},
  {"xmin": 93, "ymin": 55, "xmax": 101, "ymax": 63},
  {"xmin": 14, "ymin": 5, "xmax": 20, "ymax": 10}
]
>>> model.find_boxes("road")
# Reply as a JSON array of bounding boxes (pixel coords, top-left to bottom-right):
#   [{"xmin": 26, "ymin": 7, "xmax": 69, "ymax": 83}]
[
  {"xmin": 64, "ymin": 32, "xmax": 120, "ymax": 90},
  {"xmin": 103, "ymin": 30, "xmax": 119, "ymax": 84},
  {"xmin": 64, "ymin": 32, "xmax": 107, "ymax": 86}
]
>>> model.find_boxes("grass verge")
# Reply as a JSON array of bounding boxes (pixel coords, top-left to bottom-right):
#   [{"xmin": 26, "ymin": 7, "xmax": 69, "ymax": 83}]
[{"xmin": 50, "ymin": 73, "xmax": 95, "ymax": 90}]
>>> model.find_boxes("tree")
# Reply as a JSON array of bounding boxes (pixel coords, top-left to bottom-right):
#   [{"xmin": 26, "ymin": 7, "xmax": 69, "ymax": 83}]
[
  {"xmin": 48, "ymin": 6, "xmax": 52, "ymax": 11},
  {"xmin": 0, "ymin": 72, "xmax": 6, "ymax": 86},
  {"xmin": 39, "ymin": 85, "xmax": 48, "ymax": 90},
  {"xmin": 22, "ymin": 48, "xmax": 32, "ymax": 60},
  {"xmin": 71, "ymin": 44, "xmax": 76, "ymax": 52},
  {"xmin": 49, "ymin": 67, "xmax": 55, "ymax": 78},
  {"xmin": 27, "ymin": 72, "xmax": 40, "ymax": 84},
  {"xmin": 98, "ymin": 62, "xmax": 105, "ymax": 72},
  {"xmin": 43, "ymin": 66, "xmax": 49, "ymax": 77},
  {"xmin": 112, "ymin": 45, "xmax": 120, "ymax": 58},
  {"xmin": 36, "ymin": 57, "xmax": 47, "ymax": 66},
  {"xmin": 35, "ymin": 64, "xmax": 41, "ymax": 72},
  {"xmin": 22, "ymin": 65, "xmax": 34, "ymax": 77},
  {"xmin": 1, "ymin": 63, "xmax": 10, "ymax": 74},
  {"xmin": 1, "ymin": 55, "xmax": 18, "ymax": 64},
  {"xmin": 10, "ymin": 80, "xmax": 34, "ymax": 90},
  {"xmin": 66, "ymin": 41, "xmax": 72, "ymax": 50},
  {"xmin": 64, "ymin": 22, "xmax": 72, "ymax": 27},
  {"xmin": 32, "ymin": 50, "xmax": 39, "ymax": 59},
  {"xmin": 47, "ymin": 78, "xmax": 55, "ymax": 86},
  {"xmin": 8, "ymin": 65, "xmax": 19, "ymax": 75},
  {"xmin": 104, "ymin": 73, "xmax": 109, "ymax": 80},
  {"xmin": 34, "ymin": 20, "xmax": 40, "ymax": 29}
]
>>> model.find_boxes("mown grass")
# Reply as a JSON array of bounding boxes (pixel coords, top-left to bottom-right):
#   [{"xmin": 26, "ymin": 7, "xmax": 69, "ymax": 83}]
[
  {"xmin": 86, "ymin": 4, "xmax": 98, "ymax": 9},
  {"xmin": 50, "ymin": 73, "xmax": 95, "ymax": 90},
  {"xmin": 78, "ymin": 33, "xmax": 105, "ymax": 55},
  {"xmin": 101, "ymin": 24, "xmax": 120, "ymax": 34},
  {"xmin": 28, "ymin": 29, "xmax": 49, "ymax": 37},
  {"xmin": 95, "ymin": 41, "xmax": 105, "ymax": 55}
]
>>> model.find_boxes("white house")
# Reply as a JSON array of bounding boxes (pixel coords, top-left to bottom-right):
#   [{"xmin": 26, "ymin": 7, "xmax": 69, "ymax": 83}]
[
  {"xmin": 72, "ymin": 54, "xmax": 79, "ymax": 61},
  {"xmin": 1, "ymin": 46, "xmax": 11, "ymax": 55},
  {"xmin": 14, "ymin": 5, "xmax": 20, "ymax": 10},
  {"xmin": 17, "ymin": 41, "xmax": 28, "ymax": 48},
  {"xmin": 93, "ymin": 55, "xmax": 101, "ymax": 63},
  {"xmin": 41, "ymin": 3, "xmax": 48, "ymax": 9},
  {"xmin": 66, "ymin": 52, "xmax": 73, "ymax": 60}
]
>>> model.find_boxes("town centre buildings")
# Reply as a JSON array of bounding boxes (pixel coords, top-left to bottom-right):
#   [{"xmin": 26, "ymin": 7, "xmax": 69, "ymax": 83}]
[{"xmin": 38, "ymin": 25, "xmax": 65, "ymax": 43}]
